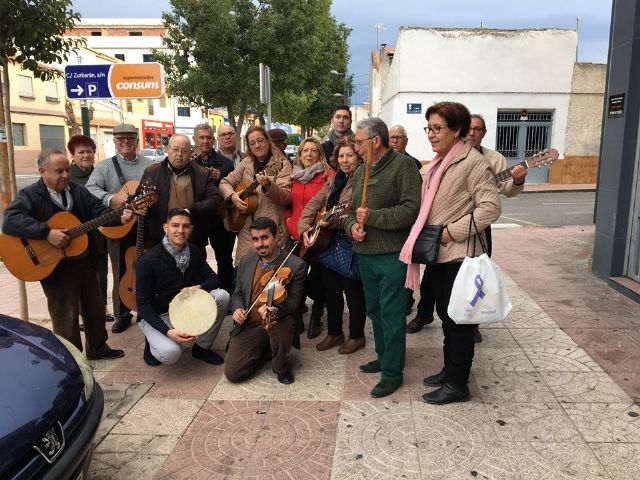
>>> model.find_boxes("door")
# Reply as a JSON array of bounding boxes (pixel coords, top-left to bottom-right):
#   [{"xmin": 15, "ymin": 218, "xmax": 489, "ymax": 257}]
[
  {"xmin": 496, "ymin": 111, "xmax": 553, "ymax": 183},
  {"xmin": 627, "ymin": 141, "xmax": 640, "ymax": 282}
]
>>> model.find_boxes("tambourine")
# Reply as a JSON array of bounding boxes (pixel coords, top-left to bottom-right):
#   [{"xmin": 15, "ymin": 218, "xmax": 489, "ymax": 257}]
[{"xmin": 168, "ymin": 288, "xmax": 218, "ymax": 336}]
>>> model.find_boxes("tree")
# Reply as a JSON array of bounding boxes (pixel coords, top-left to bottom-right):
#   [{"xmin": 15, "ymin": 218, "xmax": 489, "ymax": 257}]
[
  {"xmin": 155, "ymin": 0, "xmax": 350, "ymax": 131},
  {"xmin": 0, "ymin": 0, "xmax": 83, "ymax": 320}
]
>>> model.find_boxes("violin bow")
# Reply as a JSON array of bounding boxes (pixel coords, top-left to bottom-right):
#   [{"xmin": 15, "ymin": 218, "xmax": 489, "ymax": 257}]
[
  {"xmin": 246, "ymin": 241, "xmax": 299, "ymax": 315},
  {"xmin": 359, "ymin": 142, "xmax": 374, "ymax": 230}
]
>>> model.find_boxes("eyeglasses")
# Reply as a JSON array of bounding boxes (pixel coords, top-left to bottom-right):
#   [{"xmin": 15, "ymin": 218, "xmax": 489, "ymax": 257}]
[
  {"xmin": 389, "ymin": 135, "xmax": 406, "ymax": 141},
  {"xmin": 115, "ymin": 135, "xmax": 137, "ymax": 143},
  {"xmin": 468, "ymin": 127, "xmax": 486, "ymax": 133},
  {"xmin": 423, "ymin": 125, "xmax": 448, "ymax": 135},
  {"xmin": 354, "ymin": 135, "xmax": 377, "ymax": 146},
  {"xmin": 248, "ymin": 137, "xmax": 267, "ymax": 147},
  {"xmin": 218, "ymin": 132, "xmax": 235, "ymax": 138}
]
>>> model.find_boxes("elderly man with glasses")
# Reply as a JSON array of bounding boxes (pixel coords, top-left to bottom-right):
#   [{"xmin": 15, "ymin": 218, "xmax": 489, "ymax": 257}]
[
  {"xmin": 87, "ymin": 123, "xmax": 153, "ymax": 333},
  {"xmin": 217, "ymin": 125, "xmax": 244, "ymax": 168}
]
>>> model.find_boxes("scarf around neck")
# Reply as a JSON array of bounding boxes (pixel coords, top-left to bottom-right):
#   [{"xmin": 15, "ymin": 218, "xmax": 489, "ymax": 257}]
[
  {"xmin": 326, "ymin": 169, "xmax": 348, "ymax": 209},
  {"xmin": 399, "ymin": 140, "xmax": 466, "ymax": 290},
  {"xmin": 162, "ymin": 235, "xmax": 191, "ymax": 273},
  {"xmin": 291, "ymin": 162, "xmax": 324, "ymax": 184},
  {"xmin": 329, "ymin": 128, "xmax": 353, "ymax": 146}
]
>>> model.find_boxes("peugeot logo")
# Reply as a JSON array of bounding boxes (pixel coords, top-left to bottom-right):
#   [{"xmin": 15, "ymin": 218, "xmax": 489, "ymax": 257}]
[{"xmin": 34, "ymin": 421, "xmax": 65, "ymax": 464}]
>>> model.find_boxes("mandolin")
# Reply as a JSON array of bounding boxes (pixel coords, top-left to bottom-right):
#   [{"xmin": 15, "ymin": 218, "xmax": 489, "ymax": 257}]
[
  {"xmin": 299, "ymin": 202, "xmax": 350, "ymax": 261},
  {"xmin": 223, "ymin": 158, "xmax": 282, "ymax": 232},
  {"xmin": 494, "ymin": 148, "xmax": 559, "ymax": 183},
  {"xmin": 0, "ymin": 190, "xmax": 157, "ymax": 282}
]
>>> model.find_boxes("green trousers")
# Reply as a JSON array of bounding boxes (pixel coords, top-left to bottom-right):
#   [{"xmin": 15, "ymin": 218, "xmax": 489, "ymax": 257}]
[{"xmin": 357, "ymin": 252, "xmax": 407, "ymax": 383}]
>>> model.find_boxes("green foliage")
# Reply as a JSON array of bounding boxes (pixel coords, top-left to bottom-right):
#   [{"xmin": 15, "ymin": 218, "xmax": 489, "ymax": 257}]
[
  {"xmin": 155, "ymin": 0, "xmax": 350, "ymax": 130},
  {"xmin": 0, "ymin": 0, "xmax": 84, "ymax": 79}
]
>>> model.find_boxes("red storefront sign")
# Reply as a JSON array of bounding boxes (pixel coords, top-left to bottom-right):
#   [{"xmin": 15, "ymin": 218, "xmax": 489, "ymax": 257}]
[{"xmin": 142, "ymin": 119, "xmax": 174, "ymax": 149}]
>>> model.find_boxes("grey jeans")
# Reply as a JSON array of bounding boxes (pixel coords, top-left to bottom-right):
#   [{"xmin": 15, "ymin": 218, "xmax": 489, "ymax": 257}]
[{"xmin": 138, "ymin": 288, "xmax": 231, "ymax": 364}]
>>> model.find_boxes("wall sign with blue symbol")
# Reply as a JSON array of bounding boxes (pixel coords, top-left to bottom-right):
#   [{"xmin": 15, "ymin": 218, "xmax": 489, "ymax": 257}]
[{"xmin": 407, "ymin": 103, "xmax": 422, "ymax": 114}]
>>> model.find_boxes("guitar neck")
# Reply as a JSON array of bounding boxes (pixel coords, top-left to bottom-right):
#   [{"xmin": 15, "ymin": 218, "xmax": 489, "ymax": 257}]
[
  {"xmin": 240, "ymin": 179, "xmax": 260, "ymax": 200},
  {"xmin": 494, "ymin": 160, "xmax": 528, "ymax": 183},
  {"xmin": 135, "ymin": 216, "xmax": 146, "ymax": 258},
  {"xmin": 65, "ymin": 207, "xmax": 125, "ymax": 238}
]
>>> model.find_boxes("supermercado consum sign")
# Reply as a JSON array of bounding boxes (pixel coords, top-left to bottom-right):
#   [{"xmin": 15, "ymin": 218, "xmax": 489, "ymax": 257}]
[{"xmin": 64, "ymin": 63, "xmax": 164, "ymax": 100}]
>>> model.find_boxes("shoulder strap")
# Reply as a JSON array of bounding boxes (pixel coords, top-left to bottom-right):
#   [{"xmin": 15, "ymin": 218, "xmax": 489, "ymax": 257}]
[{"xmin": 111, "ymin": 156, "xmax": 127, "ymax": 187}]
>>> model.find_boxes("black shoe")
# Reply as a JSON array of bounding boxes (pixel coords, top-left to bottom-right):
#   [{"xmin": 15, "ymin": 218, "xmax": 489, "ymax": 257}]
[
  {"xmin": 422, "ymin": 383, "xmax": 470, "ymax": 405},
  {"xmin": 359, "ymin": 360, "xmax": 381, "ymax": 374},
  {"xmin": 143, "ymin": 340, "xmax": 161, "ymax": 367},
  {"xmin": 405, "ymin": 296, "xmax": 415, "ymax": 316},
  {"xmin": 192, "ymin": 343, "xmax": 224, "ymax": 365},
  {"xmin": 105, "ymin": 314, "xmax": 115, "ymax": 323},
  {"xmin": 111, "ymin": 314, "xmax": 132, "ymax": 334},
  {"xmin": 474, "ymin": 326, "xmax": 483, "ymax": 343},
  {"xmin": 89, "ymin": 348, "xmax": 125, "ymax": 360},
  {"xmin": 307, "ymin": 306, "xmax": 323, "ymax": 339},
  {"xmin": 423, "ymin": 368, "xmax": 447, "ymax": 387},
  {"xmin": 276, "ymin": 369, "xmax": 294, "ymax": 384},
  {"xmin": 371, "ymin": 379, "xmax": 402, "ymax": 398},
  {"xmin": 406, "ymin": 314, "xmax": 434, "ymax": 334}
]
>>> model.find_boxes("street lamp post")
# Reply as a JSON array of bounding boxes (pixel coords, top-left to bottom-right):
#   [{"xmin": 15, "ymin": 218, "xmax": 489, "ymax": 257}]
[{"xmin": 330, "ymin": 70, "xmax": 348, "ymax": 104}]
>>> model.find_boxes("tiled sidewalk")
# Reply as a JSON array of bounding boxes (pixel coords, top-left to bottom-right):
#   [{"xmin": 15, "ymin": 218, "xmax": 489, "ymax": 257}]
[{"xmin": 3, "ymin": 225, "xmax": 640, "ymax": 479}]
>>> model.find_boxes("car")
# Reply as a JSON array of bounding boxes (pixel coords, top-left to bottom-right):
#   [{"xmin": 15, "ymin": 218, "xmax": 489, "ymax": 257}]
[
  {"xmin": 140, "ymin": 148, "xmax": 167, "ymax": 162},
  {"xmin": 0, "ymin": 314, "xmax": 103, "ymax": 479},
  {"xmin": 284, "ymin": 144, "xmax": 297, "ymax": 161}
]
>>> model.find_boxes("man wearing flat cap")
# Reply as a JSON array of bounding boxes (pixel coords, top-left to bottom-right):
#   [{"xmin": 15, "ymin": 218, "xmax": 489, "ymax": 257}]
[
  {"xmin": 86, "ymin": 123, "xmax": 153, "ymax": 333},
  {"xmin": 268, "ymin": 128, "xmax": 292, "ymax": 162}
]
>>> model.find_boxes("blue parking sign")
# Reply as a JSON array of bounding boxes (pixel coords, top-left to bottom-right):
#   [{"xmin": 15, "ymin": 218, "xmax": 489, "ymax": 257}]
[{"xmin": 407, "ymin": 103, "xmax": 422, "ymax": 114}]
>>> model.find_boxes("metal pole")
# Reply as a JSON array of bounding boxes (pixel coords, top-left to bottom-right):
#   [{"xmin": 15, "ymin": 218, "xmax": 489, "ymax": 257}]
[{"xmin": 80, "ymin": 99, "xmax": 90, "ymax": 136}]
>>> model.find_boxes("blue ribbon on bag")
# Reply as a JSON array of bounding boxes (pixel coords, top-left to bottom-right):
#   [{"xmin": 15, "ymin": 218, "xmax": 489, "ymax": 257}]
[{"xmin": 470, "ymin": 274, "xmax": 485, "ymax": 307}]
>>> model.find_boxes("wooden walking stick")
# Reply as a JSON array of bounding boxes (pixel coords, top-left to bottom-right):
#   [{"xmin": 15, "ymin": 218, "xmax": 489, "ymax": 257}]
[{"xmin": 358, "ymin": 141, "xmax": 374, "ymax": 231}]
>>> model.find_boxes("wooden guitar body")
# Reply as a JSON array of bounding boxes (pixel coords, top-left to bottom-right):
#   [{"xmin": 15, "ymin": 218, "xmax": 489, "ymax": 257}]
[
  {"xmin": 119, "ymin": 246, "xmax": 141, "ymax": 311},
  {"xmin": 223, "ymin": 181, "xmax": 259, "ymax": 232},
  {"xmin": 0, "ymin": 212, "xmax": 88, "ymax": 282},
  {"xmin": 99, "ymin": 180, "xmax": 140, "ymax": 239}
]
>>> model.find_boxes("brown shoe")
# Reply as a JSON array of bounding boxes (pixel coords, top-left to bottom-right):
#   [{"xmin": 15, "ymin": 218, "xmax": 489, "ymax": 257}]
[
  {"xmin": 316, "ymin": 333, "xmax": 345, "ymax": 351},
  {"xmin": 406, "ymin": 314, "xmax": 434, "ymax": 334},
  {"xmin": 338, "ymin": 337, "xmax": 366, "ymax": 354}
]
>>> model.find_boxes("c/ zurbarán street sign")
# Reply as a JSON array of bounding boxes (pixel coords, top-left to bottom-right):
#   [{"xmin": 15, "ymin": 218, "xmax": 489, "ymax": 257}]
[{"xmin": 64, "ymin": 63, "xmax": 164, "ymax": 100}]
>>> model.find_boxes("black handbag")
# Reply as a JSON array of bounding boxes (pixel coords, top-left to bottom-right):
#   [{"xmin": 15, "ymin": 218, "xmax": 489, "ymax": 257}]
[
  {"xmin": 411, "ymin": 225, "xmax": 444, "ymax": 265},
  {"xmin": 318, "ymin": 231, "xmax": 360, "ymax": 280}
]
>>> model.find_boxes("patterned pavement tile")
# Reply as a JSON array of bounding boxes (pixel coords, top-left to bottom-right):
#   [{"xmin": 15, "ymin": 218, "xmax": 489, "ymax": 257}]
[
  {"xmin": 332, "ymin": 401, "xmax": 420, "ymax": 480},
  {"xmin": 276, "ymin": 349, "xmax": 346, "ymax": 401},
  {"xmin": 210, "ymin": 363, "xmax": 281, "ymax": 401},
  {"xmin": 88, "ymin": 452, "xmax": 168, "ymax": 480},
  {"xmin": 561, "ymin": 403, "xmax": 640, "ymax": 442},
  {"xmin": 112, "ymin": 397, "xmax": 203, "ymax": 436},
  {"xmin": 412, "ymin": 401, "xmax": 498, "ymax": 444},
  {"xmin": 499, "ymin": 309, "xmax": 559, "ymax": 330},
  {"xmin": 404, "ymin": 323, "xmax": 445, "ymax": 349},
  {"xmin": 472, "ymin": 347, "xmax": 537, "ymax": 373},
  {"xmin": 473, "ymin": 369, "xmax": 556, "ymax": 403},
  {"xmin": 96, "ymin": 383, "xmax": 152, "ymax": 445},
  {"xmin": 511, "ymin": 328, "xmax": 579, "ymax": 349},
  {"xmin": 485, "ymin": 402, "xmax": 582, "ymax": 443},
  {"xmin": 542, "ymin": 372, "xmax": 632, "ymax": 403},
  {"xmin": 523, "ymin": 347, "xmax": 604, "ymax": 372},
  {"xmin": 96, "ymin": 434, "xmax": 180, "ymax": 454},
  {"xmin": 475, "ymin": 328, "xmax": 520, "ymax": 349},
  {"xmin": 590, "ymin": 443, "xmax": 640, "ymax": 480}
]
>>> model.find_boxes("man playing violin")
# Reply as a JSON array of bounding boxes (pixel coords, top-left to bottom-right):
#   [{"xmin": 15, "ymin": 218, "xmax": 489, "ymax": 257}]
[
  {"xmin": 135, "ymin": 208, "xmax": 231, "ymax": 366},
  {"xmin": 2, "ymin": 149, "xmax": 134, "ymax": 359},
  {"xmin": 224, "ymin": 217, "xmax": 306, "ymax": 385}
]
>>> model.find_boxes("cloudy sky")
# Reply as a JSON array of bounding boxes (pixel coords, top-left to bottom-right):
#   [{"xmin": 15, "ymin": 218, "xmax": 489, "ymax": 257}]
[{"xmin": 73, "ymin": 0, "xmax": 613, "ymax": 104}]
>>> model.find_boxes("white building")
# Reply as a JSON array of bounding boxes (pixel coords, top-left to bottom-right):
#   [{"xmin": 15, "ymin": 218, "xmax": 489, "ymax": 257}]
[{"xmin": 373, "ymin": 27, "xmax": 590, "ymax": 183}]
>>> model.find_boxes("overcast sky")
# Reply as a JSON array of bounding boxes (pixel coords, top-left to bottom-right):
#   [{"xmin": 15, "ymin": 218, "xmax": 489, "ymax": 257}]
[{"xmin": 73, "ymin": 0, "xmax": 613, "ymax": 104}]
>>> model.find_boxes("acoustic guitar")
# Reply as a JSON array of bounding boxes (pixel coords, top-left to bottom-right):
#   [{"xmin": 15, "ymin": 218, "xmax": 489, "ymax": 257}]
[
  {"xmin": 99, "ymin": 180, "xmax": 140, "ymax": 239},
  {"xmin": 0, "ymin": 191, "xmax": 157, "ymax": 282},
  {"xmin": 223, "ymin": 158, "xmax": 282, "ymax": 232},
  {"xmin": 299, "ymin": 202, "xmax": 350, "ymax": 261},
  {"xmin": 494, "ymin": 148, "xmax": 559, "ymax": 183}
]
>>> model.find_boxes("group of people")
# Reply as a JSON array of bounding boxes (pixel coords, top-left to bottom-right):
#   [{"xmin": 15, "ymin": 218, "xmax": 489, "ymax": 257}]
[{"xmin": 2, "ymin": 100, "xmax": 527, "ymax": 404}]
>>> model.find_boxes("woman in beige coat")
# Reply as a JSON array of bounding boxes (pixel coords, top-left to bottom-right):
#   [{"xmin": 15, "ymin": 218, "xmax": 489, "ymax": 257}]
[
  {"xmin": 219, "ymin": 125, "xmax": 293, "ymax": 266},
  {"xmin": 298, "ymin": 137, "xmax": 367, "ymax": 354},
  {"xmin": 400, "ymin": 101, "xmax": 501, "ymax": 405}
]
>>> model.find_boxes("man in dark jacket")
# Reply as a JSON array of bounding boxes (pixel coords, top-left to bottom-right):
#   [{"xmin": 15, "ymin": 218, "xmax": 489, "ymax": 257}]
[
  {"xmin": 139, "ymin": 134, "xmax": 223, "ymax": 254},
  {"xmin": 322, "ymin": 104, "xmax": 353, "ymax": 168},
  {"xmin": 192, "ymin": 123, "xmax": 236, "ymax": 292},
  {"xmin": 136, "ymin": 208, "xmax": 230, "ymax": 366},
  {"xmin": 2, "ymin": 149, "xmax": 132, "ymax": 359}
]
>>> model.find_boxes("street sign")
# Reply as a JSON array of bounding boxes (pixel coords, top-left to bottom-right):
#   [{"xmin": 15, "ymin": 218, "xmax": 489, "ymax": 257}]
[
  {"xmin": 64, "ymin": 63, "xmax": 164, "ymax": 100},
  {"xmin": 407, "ymin": 103, "xmax": 422, "ymax": 114}
]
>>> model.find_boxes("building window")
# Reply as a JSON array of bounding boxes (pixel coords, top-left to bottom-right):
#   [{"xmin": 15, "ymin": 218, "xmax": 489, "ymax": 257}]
[
  {"xmin": 496, "ymin": 111, "xmax": 553, "ymax": 158},
  {"xmin": 12, "ymin": 123, "xmax": 26, "ymax": 146},
  {"xmin": 129, "ymin": 31, "xmax": 142, "ymax": 36},
  {"xmin": 91, "ymin": 31, "xmax": 102, "ymax": 36},
  {"xmin": 39, "ymin": 125, "xmax": 64, "ymax": 151},
  {"xmin": 45, "ymin": 81, "xmax": 58, "ymax": 102},
  {"xmin": 18, "ymin": 75, "xmax": 34, "ymax": 98},
  {"xmin": 114, "ymin": 53, "xmax": 125, "ymax": 61},
  {"xmin": 177, "ymin": 106, "xmax": 190, "ymax": 117},
  {"xmin": 147, "ymin": 99, "xmax": 154, "ymax": 116},
  {"xmin": 126, "ymin": 100, "xmax": 133, "ymax": 113},
  {"xmin": 142, "ymin": 53, "xmax": 154, "ymax": 63}
]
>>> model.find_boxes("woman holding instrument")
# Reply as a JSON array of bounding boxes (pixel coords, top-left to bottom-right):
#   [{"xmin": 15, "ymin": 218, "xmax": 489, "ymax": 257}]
[
  {"xmin": 219, "ymin": 126, "xmax": 292, "ymax": 267},
  {"xmin": 298, "ymin": 137, "xmax": 367, "ymax": 354},
  {"xmin": 284, "ymin": 137, "xmax": 333, "ymax": 338}
]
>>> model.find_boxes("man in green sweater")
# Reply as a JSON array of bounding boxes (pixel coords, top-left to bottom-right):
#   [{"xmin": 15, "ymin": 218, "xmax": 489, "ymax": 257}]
[{"xmin": 345, "ymin": 117, "xmax": 422, "ymax": 398}]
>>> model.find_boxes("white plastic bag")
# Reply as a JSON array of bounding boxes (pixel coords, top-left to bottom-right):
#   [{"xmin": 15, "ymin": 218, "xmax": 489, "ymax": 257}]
[{"xmin": 447, "ymin": 253, "xmax": 512, "ymax": 324}]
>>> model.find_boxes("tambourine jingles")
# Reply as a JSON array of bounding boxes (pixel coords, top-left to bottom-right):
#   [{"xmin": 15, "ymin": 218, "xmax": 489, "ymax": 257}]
[{"xmin": 168, "ymin": 287, "xmax": 218, "ymax": 336}]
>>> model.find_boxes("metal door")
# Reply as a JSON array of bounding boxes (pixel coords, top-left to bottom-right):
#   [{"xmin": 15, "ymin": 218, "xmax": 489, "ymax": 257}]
[
  {"xmin": 496, "ymin": 112, "xmax": 553, "ymax": 183},
  {"xmin": 627, "ymin": 141, "xmax": 640, "ymax": 282}
]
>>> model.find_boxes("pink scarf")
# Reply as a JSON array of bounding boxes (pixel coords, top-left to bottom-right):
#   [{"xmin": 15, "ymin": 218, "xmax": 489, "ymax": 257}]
[{"xmin": 399, "ymin": 140, "xmax": 465, "ymax": 290}]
